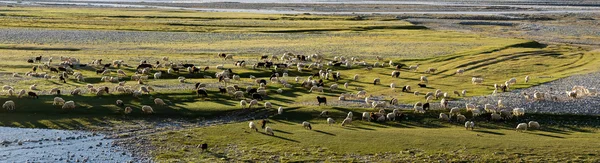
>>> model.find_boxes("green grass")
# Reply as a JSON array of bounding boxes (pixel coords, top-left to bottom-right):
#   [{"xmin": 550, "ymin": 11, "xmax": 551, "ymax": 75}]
[{"xmin": 0, "ymin": 6, "xmax": 600, "ymax": 162}]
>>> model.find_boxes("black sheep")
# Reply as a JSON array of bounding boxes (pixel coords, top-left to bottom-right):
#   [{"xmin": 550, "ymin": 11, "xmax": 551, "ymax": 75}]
[
  {"xmin": 423, "ymin": 103, "xmax": 430, "ymax": 111},
  {"xmin": 28, "ymin": 92, "xmax": 38, "ymax": 99},
  {"xmin": 402, "ymin": 86, "xmax": 409, "ymax": 92},
  {"xmin": 182, "ymin": 64, "xmax": 194, "ymax": 68},
  {"xmin": 396, "ymin": 64, "xmax": 403, "ymax": 70},
  {"xmin": 104, "ymin": 87, "xmax": 109, "ymax": 94},
  {"xmin": 203, "ymin": 66, "xmax": 209, "ymax": 71},
  {"xmin": 50, "ymin": 68, "xmax": 59, "ymax": 73},
  {"xmin": 392, "ymin": 71, "xmax": 400, "ymax": 78},
  {"xmin": 59, "ymin": 76, "xmax": 66, "ymax": 83},
  {"xmin": 27, "ymin": 59, "xmax": 34, "ymax": 63},
  {"xmin": 194, "ymin": 83, "xmax": 201, "ymax": 89},
  {"xmin": 260, "ymin": 55, "xmax": 268, "ymax": 60},
  {"xmin": 32, "ymin": 66, "xmax": 37, "ymax": 72},
  {"xmin": 417, "ymin": 83, "xmax": 427, "ymax": 88},
  {"xmin": 247, "ymin": 88, "xmax": 257, "ymax": 95},
  {"xmin": 58, "ymin": 67, "xmax": 67, "ymax": 72},
  {"xmin": 259, "ymin": 79, "xmax": 267, "ymax": 86},
  {"xmin": 316, "ymin": 96, "xmax": 327, "ymax": 105},
  {"xmin": 260, "ymin": 119, "xmax": 267, "ymax": 129},
  {"xmin": 34, "ymin": 56, "xmax": 42, "ymax": 62},
  {"xmin": 137, "ymin": 63, "xmax": 153, "ymax": 69},
  {"xmin": 252, "ymin": 93, "xmax": 263, "ymax": 101},
  {"xmin": 218, "ymin": 87, "xmax": 227, "ymax": 94},
  {"xmin": 200, "ymin": 143, "xmax": 208, "ymax": 152},
  {"xmin": 56, "ymin": 90, "xmax": 61, "ymax": 95},
  {"xmin": 196, "ymin": 89, "xmax": 208, "ymax": 97}
]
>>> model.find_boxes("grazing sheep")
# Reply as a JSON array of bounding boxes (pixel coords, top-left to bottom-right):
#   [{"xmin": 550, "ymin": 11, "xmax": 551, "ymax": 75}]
[
  {"xmin": 528, "ymin": 121, "xmax": 540, "ymax": 130},
  {"xmin": 440, "ymin": 98, "xmax": 448, "ymax": 109},
  {"xmin": 341, "ymin": 118, "xmax": 352, "ymax": 126},
  {"xmin": 124, "ymin": 107, "xmax": 132, "ymax": 114},
  {"xmin": 338, "ymin": 95, "xmax": 346, "ymax": 101},
  {"xmin": 425, "ymin": 67, "xmax": 436, "ymax": 73},
  {"xmin": 7, "ymin": 89, "xmax": 13, "ymax": 96},
  {"xmin": 3, "ymin": 85, "xmax": 13, "ymax": 91},
  {"xmin": 453, "ymin": 90, "xmax": 460, "ymax": 97},
  {"xmin": 465, "ymin": 121, "xmax": 475, "ymax": 130},
  {"xmin": 265, "ymin": 126, "xmax": 274, "ymax": 135},
  {"xmin": 373, "ymin": 78, "xmax": 380, "ymax": 85},
  {"xmin": 516, "ymin": 123, "xmax": 528, "ymax": 132},
  {"xmin": 456, "ymin": 69, "xmax": 465, "ymax": 75},
  {"xmin": 353, "ymin": 74, "xmax": 359, "ymax": 81},
  {"xmin": 248, "ymin": 100, "xmax": 258, "ymax": 108},
  {"xmin": 141, "ymin": 105, "xmax": 154, "ymax": 114},
  {"xmin": 377, "ymin": 115, "xmax": 386, "ymax": 122},
  {"xmin": 362, "ymin": 112, "xmax": 371, "ymax": 121},
  {"xmin": 439, "ymin": 113, "xmax": 450, "ymax": 121},
  {"xmin": 471, "ymin": 77, "xmax": 484, "ymax": 84},
  {"xmin": 525, "ymin": 76, "xmax": 530, "ymax": 83},
  {"xmin": 17, "ymin": 89, "xmax": 26, "ymax": 98},
  {"xmin": 116, "ymin": 100, "xmax": 124, "ymax": 106},
  {"xmin": 53, "ymin": 97, "xmax": 65, "ymax": 105},
  {"xmin": 420, "ymin": 76, "xmax": 428, "ymax": 83},
  {"xmin": 329, "ymin": 84, "xmax": 338, "ymax": 91},
  {"xmin": 154, "ymin": 71, "xmax": 162, "ymax": 79},
  {"xmin": 278, "ymin": 107, "xmax": 283, "ymax": 115},
  {"xmin": 566, "ymin": 90, "xmax": 577, "ymax": 99},
  {"xmin": 302, "ymin": 121, "xmax": 312, "ymax": 130},
  {"xmin": 240, "ymin": 100, "xmax": 248, "ymax": 109},
  {"xmin": 402, "ymin": 85, "xmax": 411, "ymax": 92},
  {"xmin": 264, "ymin": 102, "xmax": 272, "ymax": 109},
  {"xmin": 372, "ymin": 101, "xmax": 387, "ymax": 109},
  {"xmin": 465, "ymin": 103, "xmax": 477, "ymax": 111},
  {"xmin": 533, "ymin": 92, "xmax": 544, "ymax": 101},
  {"xmin": 386, "ymin": 113, "xmax": 396, "ymax": 121},
  {"xmin": 347, "ymin": 112, "xmax": 353, "ymax": 120},
  {"xmin": 449, "ymin": 107, "xmax": 461, "ymax": 116},
  {"xmin": 327, "ymin": 118, "xmax": 335, "ymax": 126},
  {"xmin": 413, "ymin": 91, "xmax": 420, "ymax": 96},
  {"xmin": 471, "ymin": 109, "xmax": 481, "ymax": 117},
  {"xmin": 61, "ymin": 101, "xmax": 76, "ymax": 110},
  {"xmin": 462, "ymin": 90, "xmax": 467, "ymax": 96},
  {"xmin": 390, "ymin": 83, "xmax": 396, "ymax": 89},
  {"xmin": 490, "ymin": 113, "xmax": 502, "ymax": 121},
  {"xmin": 319, "ymin": 110, "xmax": 329, "ymax": 117},
  {"xmin": 457, "ymin": 114, "xmax": 466, "ymax": 122},
  {"xmin": 409, "ymin": 64, "xmax": 419, "ymax": 71},
  {"xmin": 154, "ymin": 98, "xmax": 166, "ymax": 106},
  {"xmin": 513, "ymin": 108, "xmax": 525, "ymax": 117},
  {"xmin": 30, "ymin": 84, "xmax": 37, "ymax": 90},
  {"xmin": 2, "ymin": 100, "xmax": 15, "ymax": 110},
  {"xmin": 249, "ymin": 122, "xmax": 258, "ymax": 132}
]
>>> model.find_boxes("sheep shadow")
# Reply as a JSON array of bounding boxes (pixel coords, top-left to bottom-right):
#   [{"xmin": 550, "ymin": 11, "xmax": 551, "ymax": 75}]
[
  {"xmin": 260, "ymin": 132, "xmax": 299, "ymax": 143},
  {"xmin": 472, "ymin": 129, "xmax": 505, "ymax": 135},
  {"xmin": 313, "ymin": 129, "xmax": 336, "ymax": 136},
  {"xmin": 273, "ymin": 129, "xmax": 293, "ymax": 134},
  {"xmin": 525, "ymin": 131, "xmax": 565, "ymax": 138}
]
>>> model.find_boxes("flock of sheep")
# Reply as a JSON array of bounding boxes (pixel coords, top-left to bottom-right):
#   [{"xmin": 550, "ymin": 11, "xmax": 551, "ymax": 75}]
[{"xmin": 3, "ymin": 53, "xmax": 595, "ymax": 135}]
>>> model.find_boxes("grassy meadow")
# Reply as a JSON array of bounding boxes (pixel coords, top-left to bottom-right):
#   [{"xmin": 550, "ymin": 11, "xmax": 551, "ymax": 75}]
[{"xmin": 0, "ymin": 6, "xmax": 599, "ymax": 162}]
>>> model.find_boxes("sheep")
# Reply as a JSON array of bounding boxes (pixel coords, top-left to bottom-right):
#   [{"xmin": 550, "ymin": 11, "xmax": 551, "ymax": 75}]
[
  {"xmin": 154, "ymin": 98, "xmax": 166, "ymax": 106},
  {"xmin": 249, "ymin": 121, "xmax": 258, "ymax": 132},
  {"xmin": 356, "ymin": 90, "xmax": 366, "ymax": 97},
  {"xmin": 362, "ymin": 112, "xmax": 371, "ymax": 121},
  {"xmin": 116, "ymin": 100, "xmax": 124, "ymax": 106},
  {"xmin": 17, "ymin": 89, "xmax": 26, "ymax": 98},
  {"xmin": 484, "ymin": 104, "xmax": 497, "ymax": 113},
  {"xmin": 425, "ymin": 67, "xmax": 436, "ymax": 73},
  {"xmin": 508, "ymin": 78, "xmax": 517, "ymax": 84},
  {"xmin": 513, "ymin": 108, "xmax": 525, "ymax": 117},
  {"xmin": 2, "ymin": 85, "xmax": 13, "ymax": 91},
  {"xmin": 516, "ymin": 123, "xmax": 528, "ymax": 132},
  {"xmin": 386, "ymin": 113, "xmax": 396, "ymax": 121},
  {"xmin": 124, "ymin": 107, "xmax": 132, "ymax": 114},
  {"xmin": 30, "ymin": 84, "xmax": 37, "ymax": 90},
  {"xmin": 278, "ymin": 107, "xmax": 283, "ymax": 115},
  {"xmin": 457, "ymin": 114, "xmax": 466, "ymax": 122},
  {"xmin": 372, "ymin": 78, "xmax": 380, "ymax": 85},
  {"xmin": 528, "ymin": 121, "xmax": 540, "ymax": 130},
  {"xmin": 264, "ymin": 102, "xmax": 272, "ymax": 109},
  {"xmin": 329, "ymin": 84, "xmax": 339, "ymax": 91},
  {"xmin": 239, "ymin": 100, "xmax": 248, "ymax": 109},
  {"xmin": 233, "ymin": 91, "xmax": 245, "ymax": 99},
  {"xmin": 462, "ymin": 90, "xmax": 467, "ymax": 96},
  {"xmin": 376, "ymin": 115, "xmax": 386, "ymax": 122},
  {"xmin": 53, "ymin": 97, "xmax": 65, "ymax": 105},
  {"xmin": 449, "ymin": 107, "xmax": 461, "ymax": 116},
  {"xmin": 341, "ymin": 118, "xmax": 352, "ymax": 126},
  {"xmin": 465, "ymin": 103, "xmax": 477, "ymax": 111},
  {"xmin": 347, "ymin": 112, "xmax": 353, "ymax": 120},
  {"xmin": 141, "ymin": 105, "xmax": 154, "ymax": 114},
  {"xmin": 490, "ymin": 113, "xmax": 502, "ymax": 121},
  {"xmin": 327, "ymin": 118, "xmax": 335, "ymax": 126},
  {"xmin": 50, "ymin": 88, "xmax": 61, "ymax": 95},
  {"xmin": 2, "ymin": 100, "xmax": 15, "ymax": 110},
  {"xmin": 456, "ymin": 69, "xmax": 465, "ymax": 75},
  {"xmin": 440, "ymin": 98, "xmax": 448, "ymax": 109},
  {"xmin": 413, "ymin": 91, "xmax": 420, "ymax": 96},
  {"xmin": 372, "ymin": 101, "xmax": 387, "ymax": 109},
  {"xmin": 533, "ymin": 92, "xmax": 544, "ymax": 101},
  {"xmin": 420, "ymin": 76, "xmax": 428, "ymax": 83},
  {"xmin": 471, "ymin": 77, "xmax": 484, "ymax": 84},
  {"xmin": 353, "ymin": 74, "xmax": 359, "ymax": 81},
  {"xmin": 465, "ymin": 121, "xmax": 475, "ymax": 130},
  {"xmin": 265, "ymin": 126, "xmax": 274, "ymax": 135},
  {"xmin": 302, "ymin": 121, "xmax": 312, "ymax": 130},
  {"xmin": 409, "ymin": 64, "xmax": 419, "ymax": 71},
  {"xmin": 566, "ymin": 90, "xmax": 577, "ymax": 99},
  {"xmin": 525, "ymin": 76, "xmax": 530, "ymax": 83},
  {"xmin": 153, "ymin": 71, "xmax": 162, "ymax": 79},
  {"xmin": 309, "ymin": 86, "xmax": 324, "ymax": 93},
  {"xmin": 61, "ymin": 101, "xmax": 76, "ymax": 110},
  {"xmin": 343, "ymin": 82, "xmax": 349, "ymax": 89},
  {"xmin": 248, "ymin": 100, "xmax": 258, "ymax": 109},
  {"xmin": 439, "ymin": 113, "xmax": 450, "ymax": 121},
  {"xmin": 338, "ymin": 95, "xmax": 346, "ymax": 101},
  {"xmin": 390, "ymin": 83, "xmax": 396, "ymax": 89}
]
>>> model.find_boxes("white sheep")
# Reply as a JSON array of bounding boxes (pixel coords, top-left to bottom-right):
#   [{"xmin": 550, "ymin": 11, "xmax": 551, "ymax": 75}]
[
  {"xmin": 516, "ymin": 123, "xmax": 528, "ymax": 132},
  {"xmin": 390, "ymin": 83, "xmax": 396, "ymax": 89},
  {"xmin": 373, "ymin": 78, "xmax": 380, "ymax": 85},
  {"xmin": 141, "ymin": 105, "xmax": 154, "ymax": 114},
  {"xmin": 471, "ymin": 77, "xmax": 484, "ymax": 84},
  {"xmin": 61, "ymin": 101, "xmax": 76, "ymax": 110},
  {"xmin": 471, "ymin": 109, "xmax": 481, "ymax": 117},
  {"xmin": 7, "ymin": 89, "xmax": 13, "ymax": 96},
  {"xmin": 341, "ymin": 118, "xmax": 352, "ymax": 126},
  {"xmin": 154, "ymin": 71, "xmax": 162, "ymax": 79},
  {"xmin": 124, "ymin": 107, "xmax": 132, "ymax": 114},
  {"xmin": 457, "ymin": 114, "xmax": 466, "ymax": 122},
  {"xmin": 330, "ymin": 84, "xmax": 338, "ymax": 91},
  {"xmin": 491, "ymin": 113, "xmax": 502, "ymax": 121},
  {"xmin": 30, "ymin": 84, "xmax": 37, "ymax": 90},
  {"xmin": 362, "ymin": 112, "xmax": 371, "ymax": 121},
  {"xmin": 265, "ymin": 126, "xmax": 274, "ymax": 135},
  {"xmin": 353, "ymin": 74, "xmax": 359, "ymax": 81},
  {"xmin": 277, "ymin": 107, "xmax": 283, "ymax": 115},
  {"xmin": 2, "ymin": 100, "xmax": 15, "ymax": 110},
  {"xmin": 327, "ymin": 118, "xmax": 335, "ymax": 126},
  {"xmin": 248, "ymin": 100, "xmax": 258, "ymax": 108},
  {"xmin": 154, "ymin": 98, "xmax": 166, "ymax": 106},
  {"xmin": 456, "ymin": 69, "xmax": 465, "ymax": 75},
  {"xmin": 2, "ymin": 85, "xmax": 13, "ymax": 91},
  {"xmin": 53, "ymin": 97, "xmax": 65, "ymax": 105},
  {"xmin": 240, "ymin": 100, "xmax": 248, "ymax": 109},
  {"xmin": 525, "ymin": 76, "xmax": 530, "ymax": 83},
  {"xmin": 347, "ymin": 112, "xmax": 353, "ymax": 120},
  {"xmin": 439, "ymin": 113, "xmax": 449, "ymax": 121},
  {"xmin": 249, "ymin": 121, "xmax": 258, "ymax": 132},
  {"xmin": 449, "ymin": 107, "xmax": 461, "ymax": 116},
  {"xmin": 17, "ymin": 89, "xmax": 26, "ymax": 98},
  {"xmin": 462, "ymin": 90, "xmax": 467, "ymax": 96},
  {"xmin": 386, "ymin": 113, "xmax": 396, "ymax": 121},
  {"xmin": 302, "ymin": 121, "xmax": 312, "ymax": 130},
  {"xmin": 264, "ymin": 102, "xmax": 272, "ymax": 109},
  {"xmin": 513, "ymin": 108, "xmax": 525, "ymax": 117},
  {"xmin": 528, "ymin": 121, "xmax": 540, "ymax": 130},
  {"xmin": 420, "ymin": 76, "xmax": 428, "ymax": 83},
  {"xmin": 465, "ymin": 121, "xmax": 475, "ymax": 130}
]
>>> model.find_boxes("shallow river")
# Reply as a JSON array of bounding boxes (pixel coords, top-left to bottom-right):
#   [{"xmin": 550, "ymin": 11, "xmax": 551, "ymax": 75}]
[{"xmin": 0, "ymin": 127, "xmax": 134, "ymax": 162}]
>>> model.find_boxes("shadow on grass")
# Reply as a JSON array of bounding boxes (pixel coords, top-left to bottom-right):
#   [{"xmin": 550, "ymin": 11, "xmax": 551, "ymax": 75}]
[
  {"xmin": 273, "ymin": 129, "xmax": 293, "ymax": 134},
  {"xmin": 473, "ymin": 129, "xmax": 505, "ymax": 135},
  {"xmin": 526, "ymin": 132, "xmax": 565, "ymax": 139},
  {"xmin": 260, "ymin": 132, "xmax": 299, "ymax": 143},
  {"xmin": 313, "ymin": 129, "xmax": 336, "ymax": 136}
]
